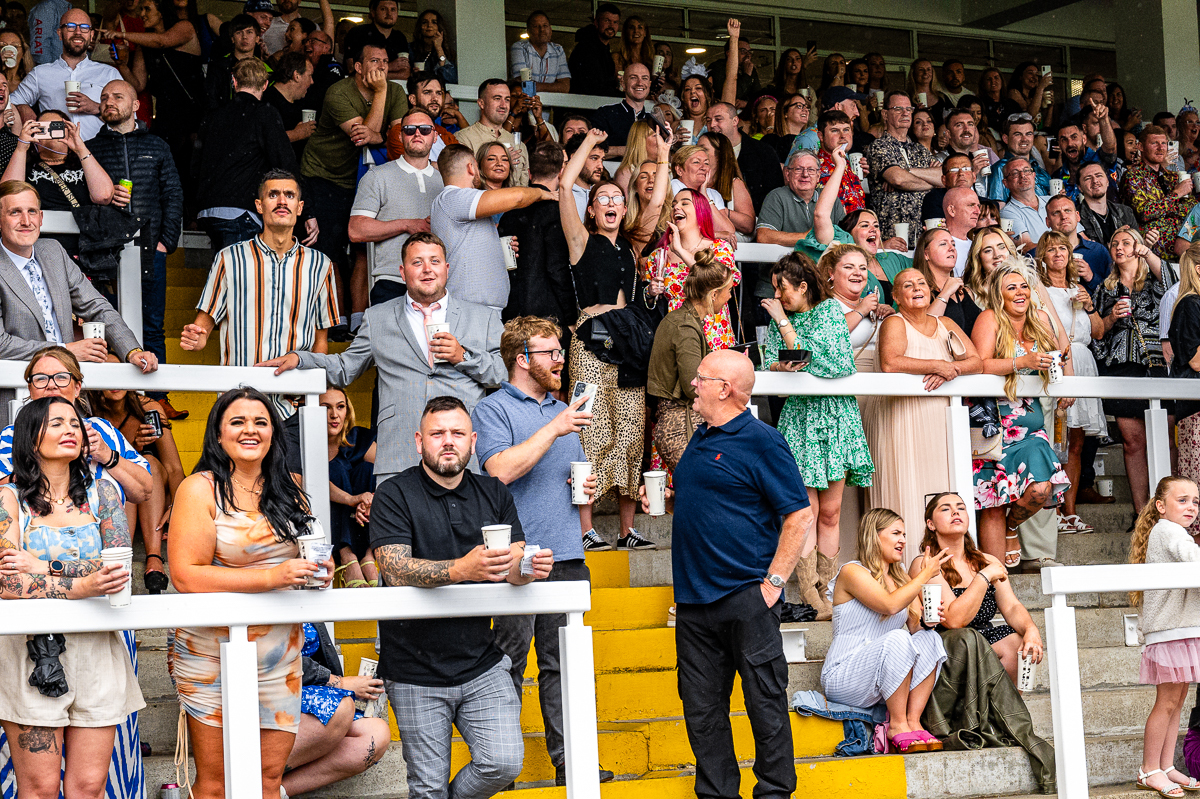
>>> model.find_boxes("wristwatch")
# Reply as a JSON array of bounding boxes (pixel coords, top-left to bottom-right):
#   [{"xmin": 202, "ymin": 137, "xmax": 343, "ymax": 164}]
[
  {"xmin": 49, "ymin": 559, "xmax": 64, "ymax": 577},
  {"xmin": 766, "ymin": 573, "xmax": 785, "ymax": 588}
]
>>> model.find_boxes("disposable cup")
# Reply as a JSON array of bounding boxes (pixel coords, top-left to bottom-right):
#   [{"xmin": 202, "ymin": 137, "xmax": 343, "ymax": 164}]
[
  {"xmin": 356, "ymin": 656, "xmax": 387, "ymax": 717},
  {"xmin": 1017, "ymin": 652, "xmax": 1037, "ymax": 692},
  {"xmin": 921, "ymin": 583, "xmax": 941, "ymax": 625},
  {"xmin": 296, "ymin": 532, "xmax": 326, "ymax": 587},
  {"xmin": 847, "ymin": 151, "xmax": 863, "ymax": 179},
  {"xmin": 482, "ymin": 524, "xmax": 512, "ymax": 551},
  {"xmin": 500, "ymin": 235, "xmax": 518, "ymax": 272},
  {"xmin": 1192, "ymin": 173, "xmax": 1200, "ymax": 194},
  {"xmin": 570, "ymin": 461, "xmax": 591, "ymax": 505},
  {"xmin": 425, "ymin": 321, "xmax": 449, "ymax": 363},
  {"xmin": 519, "ymin": 67, "xmax": 531, "ymax": 82},
  {"xmin": 1181, "ymin": 171, "xmax": 1192, "ymax": 187},
  {"xmin": 64, "ymin": 80, "xmax": 80, "ymax": 109},
  {"xmin": 82, "ymin": 321, "xmax": 105, "ymax": 340},
  {"xmin": 1047, "ymin": 351, "xmax": 1063, "ymax": 384},
  {"xmin": 652, "ymin": 55, "xmax": 664, "ymax": 75},
  {"xmin": 1097, "ymin": 478, "xmax": 1114, "ymax": 497},
  {"xmin": 1049, "ymin": 178, "xmax": 1064, "ymax": 196},
  {"xmin": 974, "ymin": 149, "xmax": 991, "ymax": 176},
  {"xmin": 1001, "ymin": 218, "xmax": 1014, "ymax": 233},
  {"xmin": 893, "ymin": 222, "xmax": 910, "ymax": 241},
  {"xmin": 874, "ymin": 89, "xmax": 884, "ymax": 105},
  {"xmin": 100, "ymin": 546, "xmax": 133, "ymax": 608},
  {"xmin": 301, "ymin": 109, "xmax": 316, "ymax": 123},
  {"xmin": 679, "ymin": 119, "xmax": 695, "ymax": 140},
  {"xmin": 644, "ymin": 470, "xmax": 667, "ymax": 516},
  {"xmin": 924, "ymin": 218, "xmax": 944, "ymax": 230},
  {"xmin": 799, "ymin": 87, "xmax": 810, "ymax": 98},
  {"xmin": 916, "ymin": 92, "xmax": 927, "ymax": 107},
  {"xmin": 511, "ymin": 131, "xmax": 522, "ymax": 149}
]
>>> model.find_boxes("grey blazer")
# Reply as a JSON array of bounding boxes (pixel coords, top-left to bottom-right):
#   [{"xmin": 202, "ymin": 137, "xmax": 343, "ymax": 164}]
[
  {"xmin": 0, "ymin": 238, "xmax": 141, "ymax": 360},
  {"xmin": 296, "ymin": 293, "xmax": 507, "ymax": 477}
]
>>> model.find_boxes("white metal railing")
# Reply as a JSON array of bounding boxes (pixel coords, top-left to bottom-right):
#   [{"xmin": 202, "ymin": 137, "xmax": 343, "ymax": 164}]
[
  {"xmin": 1, "ymin": 362, "xmax": 331, "ymax": 534},
  {"xmin": 42, "ymin": 210, "xmax": 142, "ymax": 345},
  {"xmin": 0, "ymin": 582, "xmax": 598, "ymax": 799}
]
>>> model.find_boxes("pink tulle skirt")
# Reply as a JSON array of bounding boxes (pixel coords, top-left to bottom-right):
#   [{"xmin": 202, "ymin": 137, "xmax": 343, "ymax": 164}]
[{"xmin": 1141, "ymin": 637, "xmax": 1200, "ymax": 684}]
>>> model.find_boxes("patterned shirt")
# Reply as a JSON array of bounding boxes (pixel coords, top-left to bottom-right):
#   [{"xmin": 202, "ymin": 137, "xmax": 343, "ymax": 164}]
[
  {"xmin": 0, "ymin": 416, "xmax": 150, "ymax": 501},
  {"xmin": 865, "ymin": 133, "xmax": 938, "ymax": 249},
  {"xmin": 1120, "ymin": 162, "xmax": 1198, "ymax": 258},
  {"xmin": 817, "ymin": 147, "xmax": 866, "ymax": 213},
  {"xmin": 647, "ymin": 239, "xmax": 740, "ymax": 349},
  {"xmin": 197, "ymin": 236, "xmax": 339, "ymax": 416},
  {"xmin": 508, "ymin": 40, "xmax": 571, "ymax": 84},
  {"xmin": 1091, "ymin": 273, "xmax": 1166, "ymax": 367}
]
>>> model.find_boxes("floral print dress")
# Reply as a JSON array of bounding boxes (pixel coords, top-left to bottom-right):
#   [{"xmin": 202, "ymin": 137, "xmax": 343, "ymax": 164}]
[
  {"xmin": 972, "ymin": 343, "xmax": 1070, "ymax": 509},
  {"xmin": 763, "ymin": 299, "xmax": 874, "ymax": 489},
  {"xmin": 649, "ymin": 238, "xmax": 741, "ymax": 348}
]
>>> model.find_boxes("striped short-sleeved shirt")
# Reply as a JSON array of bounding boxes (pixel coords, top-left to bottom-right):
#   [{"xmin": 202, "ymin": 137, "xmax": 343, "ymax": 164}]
[{"xmin": 197, "ymin": 236, "xmax": 339, "ymax": 416}]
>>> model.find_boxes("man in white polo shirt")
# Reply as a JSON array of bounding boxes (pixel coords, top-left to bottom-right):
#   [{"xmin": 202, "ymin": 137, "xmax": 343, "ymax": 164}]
[{"xmin": 12, "ymin": 7, "xmax": 119, "ymax": 140}]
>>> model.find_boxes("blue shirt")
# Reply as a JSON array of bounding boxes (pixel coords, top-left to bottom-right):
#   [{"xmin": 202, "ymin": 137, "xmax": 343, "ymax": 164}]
[
  {"xmin": 0, "ymin": 416, "xmax": 150, "ymax": 502},
  {"xmin": 988, "ymin": 153, "xmax": 1051, "ymax": 201},
  {"xmin": 472, "ymin": 382, "xmax": 586, "ymax": 561},
  {"xmin": 1074, "ymin": 237, "xmax": 1112, "ymax": 293},
  {"xmin": 671, "ymin": 409, "xmax": 809, "ymax": 605}
]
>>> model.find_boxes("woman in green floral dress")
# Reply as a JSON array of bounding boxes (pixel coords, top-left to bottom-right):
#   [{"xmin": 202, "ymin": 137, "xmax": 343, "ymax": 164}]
[{"xmin": 761, "ymin": 250, "xmax": 874, "ymax": 619}]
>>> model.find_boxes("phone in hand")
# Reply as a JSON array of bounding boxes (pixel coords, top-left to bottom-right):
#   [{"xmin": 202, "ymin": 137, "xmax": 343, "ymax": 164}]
[
  {"xmin": 571, "ymin": 381, "xmax": 598, "ymax": 415},
  {"xmin": 1041, "ymin": 65, "xmax": 1052, "ymax": 77},
  {"xmin": 30, "ymin": 120, "xmax": 66, "ymax": 140},
  {"xmin": 806, "ymin": 39, "xmax": 817, "ymax": 53},
  {"xmin": 1046, "ymin": 136, "xmax": 1060, "ymax": 158}
]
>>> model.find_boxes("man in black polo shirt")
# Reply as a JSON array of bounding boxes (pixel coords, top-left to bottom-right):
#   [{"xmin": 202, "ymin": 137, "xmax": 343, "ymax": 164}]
[
  {"xmin": 590, "ymin": 61, "xmax": 652, "ymax": 157},
  {"xmin": 341, "ymin": 0, "xmax": 410, "ymax": 79},
  {"xmin": 644, "ymin": 349, "xmax": 811, "ymax": 799},
  {"xmin": 372, "ymin": 395, "xmax": 554, "ymax": 799}
]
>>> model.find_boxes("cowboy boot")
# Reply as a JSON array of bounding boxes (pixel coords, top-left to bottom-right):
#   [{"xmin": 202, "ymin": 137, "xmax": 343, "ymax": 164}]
[
  {"xmin": 814, "ymin": 551, "xmax": 839, "ymax": 622},
  {"xmin": 794, "ymin": 549, "xmax": 823, "ymax": 615}
]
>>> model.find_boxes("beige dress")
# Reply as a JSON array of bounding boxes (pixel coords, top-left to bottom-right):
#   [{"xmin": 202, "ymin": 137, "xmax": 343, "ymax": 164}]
[{"xmin": 863, "ymin": 315, "xmax": 953, "ymax": 563}]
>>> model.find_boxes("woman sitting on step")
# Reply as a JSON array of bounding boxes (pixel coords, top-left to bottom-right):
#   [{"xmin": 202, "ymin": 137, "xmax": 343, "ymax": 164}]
[
  {"xmin": 821, "ymin": 507, "xmax": 951, "ymax": 753},
  {"xmin": 910, "ymin": 492, "xmax": 1044, "ymax": 685}
]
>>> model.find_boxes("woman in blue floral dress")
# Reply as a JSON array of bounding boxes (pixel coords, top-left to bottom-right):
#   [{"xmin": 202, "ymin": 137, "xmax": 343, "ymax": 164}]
[
  {"xmin": 970, "ymin": 263, "xmax": 1072, "ymax": 568},
  {"xmin": 762, "ymin": 250, "xmax": 874, "ymax": 619}
]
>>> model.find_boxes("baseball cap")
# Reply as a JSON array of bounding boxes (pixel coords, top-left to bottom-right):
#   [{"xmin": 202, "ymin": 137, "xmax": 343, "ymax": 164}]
[
  {"xmin": 243, "ymin": 0, "xmax": 280, "ymax": 16},
  {"xmin": 821, "ymin": 86, "xmax": 867, "ymax": 108}
]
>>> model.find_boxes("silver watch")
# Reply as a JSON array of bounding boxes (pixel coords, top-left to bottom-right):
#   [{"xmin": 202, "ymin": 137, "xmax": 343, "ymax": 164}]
[{"xmin": 766, "ymin": 573, "xmax": 785, "ymax": 588}]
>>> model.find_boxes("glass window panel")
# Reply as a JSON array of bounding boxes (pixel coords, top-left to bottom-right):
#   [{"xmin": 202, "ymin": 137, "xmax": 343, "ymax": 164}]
[
  {"xmin": 992, "ymin": 41, "xmax": 1063, "ymax": 74},
  {"xmin": 776, "ymin": 18, "xmax": 910, "ymax": 60},
  {"xmin": 688, "ymin": 10, "xmax": 772, "ymax": 46},
  {"xmin": 1071, "ymin": 47, "xmax": 1117, "ymax": 79},
  {"xmin": 916, "ymin": 33, "xmax": 991, "ymax": 67},
  {"xmin": 505, "ymin": 0, "xmax": 593, "ymax": 33}
]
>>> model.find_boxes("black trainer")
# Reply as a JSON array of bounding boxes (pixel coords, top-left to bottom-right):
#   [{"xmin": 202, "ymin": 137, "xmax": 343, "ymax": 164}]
[
  {"xmin": 555, "ymin": 763, "xmax": 615, "ymax": 786},
  {"xmin": 617, "ymin": 528, "xmax": 657, "ymax": 550}
]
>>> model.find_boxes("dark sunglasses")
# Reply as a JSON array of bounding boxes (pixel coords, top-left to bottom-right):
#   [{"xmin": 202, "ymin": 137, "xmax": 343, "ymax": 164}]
[{"xmin": 401, "ymin": 124, "xmax": 434, "ymax": 136}]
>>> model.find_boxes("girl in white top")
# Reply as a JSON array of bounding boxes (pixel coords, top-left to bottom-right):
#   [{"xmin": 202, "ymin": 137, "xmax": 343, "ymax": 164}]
[{"xmin": 1131, "ymin": 476, "xmax": 1200, "ymax": 797}]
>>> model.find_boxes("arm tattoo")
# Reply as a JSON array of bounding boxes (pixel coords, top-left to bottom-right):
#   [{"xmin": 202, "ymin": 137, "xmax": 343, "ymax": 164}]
[
  {"xmin": 375, "ymin": 544, "xmax": 455, "ymax": 588},
  {"xmin": 95, "ymin": 480, "xmax": 132, "ymax": 550},
  {"xmin": 16, "ymin": 725, "xmax": 59, "ymax": 754},
  {"xmin": 329, "ymin": 674, "xmax": 341, "ymax": 688},
  {"xmin": 22, "ymin": 574, "xmax": 70, "ymax": 599}
]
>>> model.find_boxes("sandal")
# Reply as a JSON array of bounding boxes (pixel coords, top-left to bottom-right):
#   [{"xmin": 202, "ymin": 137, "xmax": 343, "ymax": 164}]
[
  {"xmin": 1139, "ymin": 769, "xmax": 1186, "ymax": 798},
  {"xmin": 915, "ymin": 730, "xmax": 943, "ymax": 751},
  {"xmin": 144, "ymin": 553, "xmax": 169, "ymax": 595},
  {"xmin": 333, "ymin": 563, "xmax": 367, "ymax": 588},
  {"xmin": 888, "ymin": 732, "xmax": 929, "ymax": 753},
  {"xmin": 1004, "ymin": 529, "xmax": 1022, "ymax": 567},
  {"xmin": 1057, "ymin": 513, "xmax": 1094, "ymax": 533},
  {"xmin": 1166, "ymin": 769, "xmax": 1200, "ymax": 793}
]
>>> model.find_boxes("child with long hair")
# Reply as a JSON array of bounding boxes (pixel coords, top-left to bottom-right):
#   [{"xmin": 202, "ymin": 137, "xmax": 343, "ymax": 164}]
[{"xmin": 1131, "ymin": 476, "xmax": 1200, "ymax": 797}]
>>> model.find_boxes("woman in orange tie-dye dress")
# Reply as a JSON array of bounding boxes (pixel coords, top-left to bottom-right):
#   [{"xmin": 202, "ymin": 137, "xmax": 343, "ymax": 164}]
[{"xmin": 169, "ymin": 387, "xmax": 333, "ymax": 799}]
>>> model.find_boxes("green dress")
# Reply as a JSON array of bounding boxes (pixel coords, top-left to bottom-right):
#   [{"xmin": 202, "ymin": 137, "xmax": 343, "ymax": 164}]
[{"xmin": 763, "ymin": 299, "xmax": 875, "ymax": 490}]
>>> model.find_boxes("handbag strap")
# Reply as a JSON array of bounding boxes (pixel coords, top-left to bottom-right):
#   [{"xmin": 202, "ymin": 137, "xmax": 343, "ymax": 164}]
[{"xmin": 39, "ymin": 162, "xmax": 80, "ymax": 209}]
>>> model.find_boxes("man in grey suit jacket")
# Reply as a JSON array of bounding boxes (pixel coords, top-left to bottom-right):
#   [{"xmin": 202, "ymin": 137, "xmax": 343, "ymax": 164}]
[
  {"xmin": 262, "ymin": 231, "xmax": 506, "ymax": 482},
  {"xmin": 0, "ymin": 181, "xmax": 157, "ymax": 387}
]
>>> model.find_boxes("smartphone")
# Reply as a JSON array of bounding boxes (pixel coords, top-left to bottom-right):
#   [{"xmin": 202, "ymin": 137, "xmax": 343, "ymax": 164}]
[
  {"xmin": 571, "ymin": 381, "xmax": 598, "ymax": 415},
  {"xmin": 806, "ymin": 39, "xmax": 817, "ymax": 53},
  {"xmin": 1046, "ymin": 136, "xmax": 1060, "ymax": 158},
  {"xmin": 522, "ymin": 79, "xmax": 536, "ymax": 98},
  {"xmin": 30, "ymin": 120, "xmax": 65, "ymax": 140},
  {"xmin": 1041, "ymin": 65, "xmax": 1052, "ymax": 77},
  {"xmin": 778, "ymin": 349, "xmax": 812, "ymax": 367}
]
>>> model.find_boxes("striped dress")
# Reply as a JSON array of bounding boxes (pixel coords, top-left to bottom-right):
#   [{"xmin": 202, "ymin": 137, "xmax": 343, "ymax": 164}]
[
  {"xmin": 820, "ymin": 561, "xmax": 947, "ymax": 708},
  {"xmin": 196, "ymin": 236, "xmax": 339, "ymax": 418}
]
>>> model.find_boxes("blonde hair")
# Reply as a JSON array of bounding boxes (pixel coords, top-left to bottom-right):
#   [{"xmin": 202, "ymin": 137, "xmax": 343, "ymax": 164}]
[
  {"xmin": 1034, "ymin": 231, "xmax": 1078, "ymax": 288},
  {"xmin": 617, "ymin": 122, "xmax": 655, "ymax": 188},
  {"xmin": 1173, "ymin": 240, "xmax": 1200, "ymax": 325},
  {"xmin": 985, "ymin": 260, "xmax": 1057, "ymax": 400},
  {"xmin": 671, "ymin": 145, "xmax": 706, "ymax": 184},
  {"xmin": 324, "ymin": 387, "xmax": 356, "ymax": 447},
  {"xmin": 1103, "ymin": 226, "xmax": 1151, "ymax": 293},
  {"xmin": 963, "ymin": 227, "xmax": 1016, "ymax": 302},
  {"xmin": 1129, "ymin": 476, "xmax": 1199, "ymax": 606},
  {"xmin": 816, "ymin": 242, "xmax": 870, "ymax": 290},
  {"xmin": 856, "ymin": 508, "xmax": 917, "ymax": 623}
]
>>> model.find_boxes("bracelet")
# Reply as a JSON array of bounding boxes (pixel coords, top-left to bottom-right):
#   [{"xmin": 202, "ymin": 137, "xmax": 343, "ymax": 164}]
[
  {"xmin": 852, "ymin": 309, "xmax": 865, "ymax": 320},
  {"xmin": 1012, "ymin": 356, "xmax": 1017, "ymax": 373},
  {"xmin": 105, "ymin": 448, "xmax": 120, "ymax": 469},
  {"xmin": 16, "ymin": 138, "xmax": 29, "ymax": 145},
  {"xmin": 933, "ymin": 295, "xmax": 948, "ymax": 303},
  {"xmin": 79, "ymin": 153, "xmax": 91, "ymax": 162}
]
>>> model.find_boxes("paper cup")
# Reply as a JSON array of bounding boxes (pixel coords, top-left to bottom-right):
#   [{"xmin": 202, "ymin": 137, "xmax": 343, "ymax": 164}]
[
  {"xmin": 356, "ymin": 657, "xmax": 387, "ymax": 717},
  {"xmin": 916, "ymin": 92, "xmax": 927, "ymax": 107},
  {"xmin": 520, "ymin": 543, "xmax": 541, "ymax": 576},
  {"xmin": 1047, "ymin": 351, "xmax": 1064, "ymax": 384},
  {"xmin": 847, "ymin": 152, "xmax": 863, "ymax": 180},
  {"xmin": 921, "ymin": 583, "xmax": 941, "ymax": 625},
  {"xmin": 296, "ymin": 532, "xmax": 326, "ymax": 587},
  {"xmin": 680, "ymin": 119, "xmax": 695, "ymax": 140},
  {"xmin": 644, "ymin": 470, "xmax": 667, "ymax": 516},
  {"xmin": 100, "ymin": 546, "xmax": 133, "ymax": 608},
  {"xmin": 1192, "ymin": 173, "xmax": 1200, "ymax": 193},
  {"xmin": 482, "ymin": 524, "xmax": 512, "ymax": 551},
  {"xmin": 519, "ymin": 67, "xmax": 532, "ymax": 82},
  {"xmin": 974, "ymin": 149, "xmax": 991, "ymax": 176},
  {"xmin": 1181, "ymin": 171, "xmax": 1192, "ymax": 187},
  {"xmin": 64, "ymin": 80, "xmax": 80, "ymax": 108},
  {"xmin": 874, "ymin": 89, "xmax": 884, "ymax": 105},
  {"xmin": 924, "ymin": 217, "xmax": 944, "ymax": 230},
  {"xmin": 799, "ymin": 87, "xmax": 810, "ymax": 98},
  {"xmin": 1049, "ymin": 178, "xmax": 1064, "ymax": 195},
  {"xmin": 301, "ymin": 109, "xmax": 316, "ymax": 123},
  {"xmin": 1097, "ymin": 478, "xmax": 1114, "ymax": 498},
  {"xmin": 1017, "ymin": 651, "xmax": 1037, "ymax": 692},
  {"xmin": 570, "ymin": 461, "xmax": 591, "ymax": 505},
  {"xmin": 82, "ymin": 321, "xmax": 105, "ymax": 340},
  {"xmin": 893, "ymin": 222, "xmax": 910, "ymax": 241},
  {"xmin": 500, "ymin": 235, "xmax": 518, "ymax": 272},
  {"xmin": 425, "ymin": 321, "xmax": 449, "ymax": 363},
  {"xmin": 652, "ymin": 55, "xmax": 664, "ymax": 75},
  {"xmin": 1001, "ymin": 218, "xmax": 1015, "ymax": 233}
]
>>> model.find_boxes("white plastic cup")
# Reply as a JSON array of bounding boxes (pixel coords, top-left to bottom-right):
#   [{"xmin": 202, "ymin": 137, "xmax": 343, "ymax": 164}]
[
  {"xmin": 799, "ymin": 87, "xmax": 810, "ymax": 98},
  {"xmin": 1047, "ymin": 351, "xmax": 1063, "ymax": 384},
  {"xmin": 644, "ymin": 470, "xmax": 667, "ymax": 517},
  {"xmin": 570, "ymin": 461, "xmax": 592, "ymax": 505},
  {"xmin": 1001, "ymin": 218, "xmax": 1015, "ymax": 233},
  {"xmin": 1192, "ymin": 173, "xmax": 1200, "ymax": 194},
  {"xmin": 1049, "ymin": 178, "xmax": 1064, "ymax": 196},
  {"xmin": 847, "ymin": 152, "xmax": 864, "ymax": 180},
  {"xmin": 64, "ymin": 80, "xmax": 80, "ymax": 110},
  {"xmin": 874, "ymin": 89, "xmax": 884, "ymax": 105},
  {"xmin": 100, "ymin": 546, "xmax": 133, "ymax": 608},
  {"xmin": 1017, "ymin": 651, "xmax": 1037, "ymax": 692},
  {"xmin": 425, "ymin": 321, "xmax": 449, "ymax": 363},
  {"xmin": 916, "ymin": 92, "xmax": 927, "ymax": 107},
  {"xmin": 482, "ymin": 524, "xmax": 512, "ymax": 551},
  {"xmin": 1097, "ymin": 478, "xmax": 1114, "ymax": 498},
  {"xmin": 974, "ymin": 149, "xmax": 991, "ymax": 176},
  {"xmin": 893, "ymin": 222, "xmax": 910, "ymax": 242},
  {"xmin": 924, "ymin": 217, "xmax": 944, "ymax": 230},
  {"xmin": 301, "ymin": 109, "xmax": 316, "ymax": 123},
  {"xmin": 81, "ymin": 321, "xmax": 105, "ymax": 340},
  {"xmin": 296, "ymin": 532, "xmax": 327, "ymax": 588},
  {"xmin": 519, "ymin": 67, "xmax": 532, "ymax": 82},
  {"xmin": 1180, "ymin": 170, "xmax": 1192, "ymax": 187},
  {"xmin": 921, "ymin": 583, "xmax": 941, "ymax": 625},
  {"xmin": 499, "ymin": 235, "xmax": 518, "ymax": 272},
  {"xmin": 652, "ymin": 55, "xmax": 664, "ymax": 75},
  {"xmin": 680, "ymin": 119, "xmax": 695, "ymax": 141}
]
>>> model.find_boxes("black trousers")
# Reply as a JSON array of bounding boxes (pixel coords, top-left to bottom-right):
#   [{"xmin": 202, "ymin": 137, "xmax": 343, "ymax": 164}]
[
  {"xmin": 676, "ymin": 585, "xmax": 794, "ymax": 799},
  {"xmin": 491, "ymin": 559, "xmax": 590, "ymax": 767}
]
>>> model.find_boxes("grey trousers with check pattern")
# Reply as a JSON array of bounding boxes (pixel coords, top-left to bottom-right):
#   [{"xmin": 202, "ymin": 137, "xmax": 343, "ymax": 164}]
[{"xmin": 385, "ymin": 655, "xmax": 524, "ymax": 799}]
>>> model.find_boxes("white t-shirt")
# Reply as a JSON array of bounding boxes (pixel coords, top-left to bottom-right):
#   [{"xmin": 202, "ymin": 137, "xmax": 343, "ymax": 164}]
[
  {"xmin": 670, "ymin": 178, "xmax": 726, "ymax": 210},
  {"xmin": 952, "ymin": 235, "xmax": 971, "ymax": 277}
]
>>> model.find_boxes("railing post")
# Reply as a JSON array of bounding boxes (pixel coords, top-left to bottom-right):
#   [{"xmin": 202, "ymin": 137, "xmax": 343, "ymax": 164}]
[
  {"xmin": 299, "ymin": 392, "xmax": 331, "ymax": 539},
  {"xmin": 559, "ymin": 610, "xmax": 600, "ymax": 799},
  {"xmin": 1044, "ymin": 591, "xmax": 1088, "ymax": 798},
  {"xmin": 118, "ymin": 241, "xmax": 143, "ymax": 346},
  {"xmin": 946, "ymin": 397, "xmax": 978, "ymax": 542},
  {"xmin": 1145, "ymin": 399, "xmax": 1171, "ymax": 491},
  {"xmin": 220, "ymin": 624, "xmax": 263, "ymax": 799}
]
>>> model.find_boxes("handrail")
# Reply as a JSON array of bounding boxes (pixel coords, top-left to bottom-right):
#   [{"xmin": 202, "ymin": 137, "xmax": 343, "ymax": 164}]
[
  {"xmin": 41, "ymin": 210, "xmax": 143, "ymax": 346},
  {"xmin": 1039, "ymin": 563, "xmax": 1186, "ymax": 798},
  {"xmin": 0, "ymin": 582, "xmax": 600, "ymax": 799}
]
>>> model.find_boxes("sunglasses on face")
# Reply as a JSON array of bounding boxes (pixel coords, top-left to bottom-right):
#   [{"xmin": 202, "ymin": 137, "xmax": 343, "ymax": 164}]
[{"xmin": 401, "ymin": 124, "xmax": 434, "ymax": 136}]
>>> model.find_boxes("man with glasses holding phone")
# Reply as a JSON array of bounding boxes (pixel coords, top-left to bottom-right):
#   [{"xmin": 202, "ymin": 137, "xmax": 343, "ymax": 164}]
[
  {"xmin": 865, "ymin": 90, "xmax": 941, "ymax": 248},
  {"xmin": 13, "ymin": 8, "xmax": 120, "ymax": 140}
]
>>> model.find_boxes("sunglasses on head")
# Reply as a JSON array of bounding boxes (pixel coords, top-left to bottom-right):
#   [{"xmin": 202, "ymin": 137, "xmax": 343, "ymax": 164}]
[{"xmin": 401, "ymin": 124, "xmax": 434, "ymax": 136}]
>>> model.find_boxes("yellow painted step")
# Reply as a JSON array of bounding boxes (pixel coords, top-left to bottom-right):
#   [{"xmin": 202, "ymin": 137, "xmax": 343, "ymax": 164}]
[
  {"xmin": 453, "ymin": 726, "xmax": 650, "ymax": 784},
  {"xmin": 165, "ymin": 265, "xmax": 209, "ymax": 286},
  {"xmin": 584, "ymin": 551, "xmax": 629, "ymax": 589},
  {"xmin": 498, "ymin": 754, "xmax": 907, "ymax": 798},
  {"xmin": 645, "ymin": 714, "xmax": 841, "ymax": 767},
  {"xmin": 166, "ymin": 286, "xmax": 203, "ymax": 311},
  {"xmin": 593, "ymin": 628, "xmax": 674, "ymax": 673},
  {"xmin": 586, "ymin": 587, "xmax": 673, "ymax": 631}
]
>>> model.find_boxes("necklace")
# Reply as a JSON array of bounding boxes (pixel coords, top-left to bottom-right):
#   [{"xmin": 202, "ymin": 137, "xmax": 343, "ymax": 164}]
[
  {"xmin": 231, "ymin": 475, "xmax": 262, "ymax": 495},
  {"xmin": 47, "ymin": 492, "xmax": 72, "ymax": 506}
]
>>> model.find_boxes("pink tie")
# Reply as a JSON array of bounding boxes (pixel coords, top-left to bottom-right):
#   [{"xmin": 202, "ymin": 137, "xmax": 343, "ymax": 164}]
[{"xmin": 418, "ymin": 301, "xmax": 441, "ymax": 367}]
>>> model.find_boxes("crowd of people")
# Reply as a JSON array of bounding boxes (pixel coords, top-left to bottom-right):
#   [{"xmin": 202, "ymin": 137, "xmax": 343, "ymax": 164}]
[{"xmin": 3, "ymin": 0, "xmax": 1200, "ymax": 796}]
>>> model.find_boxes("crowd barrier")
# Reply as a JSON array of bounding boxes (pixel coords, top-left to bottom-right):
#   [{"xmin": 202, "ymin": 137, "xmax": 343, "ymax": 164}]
[{"xmin": 42, "ymin": 211, "xmax": 143, "ymax": 345}]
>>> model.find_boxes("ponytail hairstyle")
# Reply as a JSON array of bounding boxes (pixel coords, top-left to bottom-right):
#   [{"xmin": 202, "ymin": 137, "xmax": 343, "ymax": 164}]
[
  {"xmin": 682, "ymin": 249, "xmax": 732, "ymax": 316},
  {"xmin": 920, "ymin": 491, "xmax": 988, "ymax": 588},
  {"xmin": 769, "ymin": 251, "xmax": 825, "ymax": 311},
  {"xmin": 1130, "ymin": 476, "xmax": 1200, "ymax": 606}
]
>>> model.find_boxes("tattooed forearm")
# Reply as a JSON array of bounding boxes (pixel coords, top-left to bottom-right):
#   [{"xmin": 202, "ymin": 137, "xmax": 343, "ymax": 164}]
[
  {"xmin": 96, "ymin": 480, "xmax": 132, "ymax": 550},
  {"xmin": 60, "ymin": 560, "xmax": 98, "ymax": 578},
  {"xmin": 20, "ymin": 574, "xmax": 71, "ymax": 599},
  {"xmin": 16, "ymin": 726, "xmax": 59, "ymax": 754},
  {"xmin": 375, "ymin": 545, "xmax": 455, "ymax": 588}
]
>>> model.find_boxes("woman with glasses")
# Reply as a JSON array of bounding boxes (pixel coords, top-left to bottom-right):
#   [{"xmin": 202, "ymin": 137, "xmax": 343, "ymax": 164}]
[
  {"xmin": 762, "ymin": 91, "xmax": 818, "ymax": 164},
  {"xmin": 865, "ymin": 92, "xmax": 941, "ymax": 250}
]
